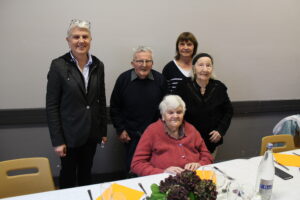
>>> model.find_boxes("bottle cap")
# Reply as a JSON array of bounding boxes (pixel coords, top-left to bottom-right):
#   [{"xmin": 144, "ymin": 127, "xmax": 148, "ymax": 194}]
[{"xmin": 267, "ymin": 143, "xmax": 273, "ymax": 149}]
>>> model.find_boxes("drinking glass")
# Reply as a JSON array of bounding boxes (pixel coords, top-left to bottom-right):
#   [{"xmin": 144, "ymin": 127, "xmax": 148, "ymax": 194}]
[
  {"xmin": 227, "ymin": 181, "xmax": 255, "ymax": 200},
  {"xmin": 199, "ymin": 166, "xmax": 227, "ymax": 199},
  {"xmin": 215, "ymin": 171, "xmax": 228, "ymax": 200},
  {"xmin": 227, "ymin": 181, "xmax": 242, "ymax": 200},
  {"xmin": 198, "ymin": 166, "xmax": 216, "ymax": 180},
  {"xmin": 240, "ymin": 184, "xmax": 255, "ymax": 200}
]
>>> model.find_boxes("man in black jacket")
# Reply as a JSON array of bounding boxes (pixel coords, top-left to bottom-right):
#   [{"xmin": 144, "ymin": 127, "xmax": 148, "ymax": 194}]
[{"xmin": 46, "ymin": 19, "xmax": 107, "ymax": 188}]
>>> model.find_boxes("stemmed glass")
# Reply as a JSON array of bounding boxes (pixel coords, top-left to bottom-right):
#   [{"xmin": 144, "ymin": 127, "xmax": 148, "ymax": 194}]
[
  {"xmin": 227, "ymin": 181, "xmax": 255, "ymax": 200},
  {"xmin": 199, "ymin": 166, "xmax": 228, "ymax": 199}
]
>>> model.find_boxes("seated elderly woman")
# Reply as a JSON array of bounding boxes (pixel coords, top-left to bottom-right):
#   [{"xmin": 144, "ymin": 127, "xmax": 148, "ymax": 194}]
[{"xmin": 131, "ymin": 95, "xmax": 213, "ymax": 176}]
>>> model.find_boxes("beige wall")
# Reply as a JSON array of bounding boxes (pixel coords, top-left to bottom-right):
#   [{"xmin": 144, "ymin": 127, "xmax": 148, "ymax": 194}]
[{"xmin": 0, "ymin": 0, "xmax": 300, "ymax": 109}]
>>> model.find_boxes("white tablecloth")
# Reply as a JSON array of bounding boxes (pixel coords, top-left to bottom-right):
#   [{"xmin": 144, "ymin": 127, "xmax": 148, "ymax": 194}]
[{"xmin": 2, "ymin": 149, "xmax": 300, "ymax": 200}]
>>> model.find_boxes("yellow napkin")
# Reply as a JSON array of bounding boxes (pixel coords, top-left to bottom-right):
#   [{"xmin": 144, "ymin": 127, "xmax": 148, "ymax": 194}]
[
  {"xmin": 97, "ymin": 183, "xmax": 144, "ymax": 200},
  {"xmin": 273, "ymin": 153, "xmax": 300, "ymax": 167},
  {"xmin": 196, "ymin": 170, "xmax": 216, "ymax": 183}
]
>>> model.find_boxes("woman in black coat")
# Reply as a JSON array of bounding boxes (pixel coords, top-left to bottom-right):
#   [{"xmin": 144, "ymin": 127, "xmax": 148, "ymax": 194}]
[{"xmin": 176, "ymin": 53, "xmax": 233, "ymax": 153}]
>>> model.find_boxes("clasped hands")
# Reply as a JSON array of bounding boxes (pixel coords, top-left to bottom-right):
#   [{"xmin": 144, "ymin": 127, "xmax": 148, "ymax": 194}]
[{"xmin": 164, "ymin": 162, "xmax": 201, "ymax": 175}]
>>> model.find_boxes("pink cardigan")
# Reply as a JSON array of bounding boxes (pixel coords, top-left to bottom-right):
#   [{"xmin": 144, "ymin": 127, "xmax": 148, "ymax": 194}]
[{"xmin": 131, "ymin": 120, "xmax": 214, "ymax": 176}]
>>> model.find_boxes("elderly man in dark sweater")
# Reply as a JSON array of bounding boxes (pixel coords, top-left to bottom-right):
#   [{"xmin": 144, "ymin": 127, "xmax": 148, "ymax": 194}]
[{"xmin": 110, "ymin": 46, "xmax": 167, "ymax": 174}]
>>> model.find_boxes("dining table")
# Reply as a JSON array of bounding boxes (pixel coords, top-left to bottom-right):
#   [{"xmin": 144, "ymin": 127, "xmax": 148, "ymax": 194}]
[{"xmin": 2, "ymin": 149, "xmax": 300, "ymax": 200}]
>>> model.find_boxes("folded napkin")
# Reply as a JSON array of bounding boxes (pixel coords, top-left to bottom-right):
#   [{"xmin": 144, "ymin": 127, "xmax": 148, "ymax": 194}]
[
  {"xmin": 97, "ymin": 183, "xmax": 144, "ymax": 200},
  {"xmin": 196, "ymin": 170, "xmax": 216, "ymax": 183},
  {"xmin": 273, "ymin": 153, "xmax": 300, "ymax": 167}
]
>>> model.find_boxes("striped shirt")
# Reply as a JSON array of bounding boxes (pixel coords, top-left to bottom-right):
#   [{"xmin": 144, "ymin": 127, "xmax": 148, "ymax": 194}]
[{"xmin": 162, "ymin": 60, "xmax": 192, "ymax": 93}]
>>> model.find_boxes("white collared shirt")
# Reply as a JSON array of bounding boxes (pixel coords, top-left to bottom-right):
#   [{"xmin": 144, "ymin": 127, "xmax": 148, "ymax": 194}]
[{"xmin": 70, "ymin": 52, "xmax": 93, "ymax": 92}]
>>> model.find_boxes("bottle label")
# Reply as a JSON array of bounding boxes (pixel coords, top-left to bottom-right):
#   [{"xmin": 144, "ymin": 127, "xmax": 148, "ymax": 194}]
[{"xmin": 259, "ymin": 179, "xmax": 273, "ymax": 197}]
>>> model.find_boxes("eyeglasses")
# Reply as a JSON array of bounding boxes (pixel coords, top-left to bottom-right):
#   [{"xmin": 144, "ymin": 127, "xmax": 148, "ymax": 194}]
[
  {"xmin": 69, "ymin": 19, "xmax": 91, "ymax": 30},
  {"xmin": 134, "ymin": 60, "xmax": 153, "ymax": 65}
]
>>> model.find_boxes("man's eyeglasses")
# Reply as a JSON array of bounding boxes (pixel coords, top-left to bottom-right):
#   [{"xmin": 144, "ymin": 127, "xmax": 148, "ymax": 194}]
[{"xmin": 134, "ymin": 60, "xmax": 153, "ymax": 65}]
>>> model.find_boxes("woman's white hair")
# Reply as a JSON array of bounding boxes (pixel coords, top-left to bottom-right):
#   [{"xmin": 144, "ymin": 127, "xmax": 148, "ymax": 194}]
[
  {"xmin": 67, "ymin": 19, "xmax": 91, "ymax": 37},
  {"xmin": 159, "ymin": 95, "xmax": 186, "ymax": 115}
]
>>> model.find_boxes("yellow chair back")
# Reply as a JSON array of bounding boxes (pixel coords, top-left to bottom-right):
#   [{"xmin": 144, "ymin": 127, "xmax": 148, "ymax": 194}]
[
  {"xmin": 0, "ymin": 157, "xmax": 55, "ymax": 198},
  {"xmin": 260, "ymin": 134, "xmax": 296, "ymax": 155}
]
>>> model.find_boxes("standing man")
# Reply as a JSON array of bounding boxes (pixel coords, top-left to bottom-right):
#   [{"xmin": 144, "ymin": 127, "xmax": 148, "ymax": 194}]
[
  {"xmin": 110, "ymin": 46, "xmax": 167, "ymax": 174},
  {"xmin": 46, "ymin": 19, "xmax": 107, "ymax": 188}
]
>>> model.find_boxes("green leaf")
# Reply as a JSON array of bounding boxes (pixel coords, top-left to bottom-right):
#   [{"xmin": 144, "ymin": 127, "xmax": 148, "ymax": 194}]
[
  {"xmin": 188, "ymin": 191, "xmax": 196, "ymax": 200},
  {"xmin": 149, "ymin": 193, "xmax": 166, "ymax": 200},
  {"xmin": 151, "ymin": 184, "xmax": 160, "ymax": 193},
  {"xmin": 150, "ymin": 184, "xmax": 166, "ymax": 200}
]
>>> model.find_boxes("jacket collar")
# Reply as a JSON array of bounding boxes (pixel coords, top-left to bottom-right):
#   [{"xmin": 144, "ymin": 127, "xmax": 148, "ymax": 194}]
[
  {"xmin": 61, "ymin": 52, "xmax": 96, "ymax": 68},
  {"xmin": 69, "ymin": 51, "xmax": 93, "ymax": 67},
  {"xmin": 130, "ymin": 69, "xmax": 154, "ymax": 81}
]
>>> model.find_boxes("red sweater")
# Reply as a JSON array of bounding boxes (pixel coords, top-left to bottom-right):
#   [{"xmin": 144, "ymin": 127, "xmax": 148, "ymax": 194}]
[{"xmin": 131, "ymin": 120, "xmax": 214, "ymax": 176}]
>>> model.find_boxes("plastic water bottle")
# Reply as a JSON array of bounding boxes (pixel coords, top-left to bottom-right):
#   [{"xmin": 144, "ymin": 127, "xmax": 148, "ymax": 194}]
[{"xmin": 255, "ymin": 143, "xmax": 275, "ymax": 200}]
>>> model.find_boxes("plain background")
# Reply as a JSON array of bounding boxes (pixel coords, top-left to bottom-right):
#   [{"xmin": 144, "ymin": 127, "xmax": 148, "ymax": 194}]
[{"xmin": 0, "ymin": 0, "xmax": 300, "ymax": 109}]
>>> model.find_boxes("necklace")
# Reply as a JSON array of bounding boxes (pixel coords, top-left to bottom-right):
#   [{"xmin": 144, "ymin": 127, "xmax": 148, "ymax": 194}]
[
  {"xmin": 195, "ymin": 79, "xmax": 208, "ymax": 95},
  {"xmin": 200, "ymin": 87, "xmax": 206, "ymax": 95}
]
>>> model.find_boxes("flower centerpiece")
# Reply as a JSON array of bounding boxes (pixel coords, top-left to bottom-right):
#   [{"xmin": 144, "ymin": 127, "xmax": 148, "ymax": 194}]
[{"xmin": 148, "ymin": 170, "xmax": 217, "ymax": 200}]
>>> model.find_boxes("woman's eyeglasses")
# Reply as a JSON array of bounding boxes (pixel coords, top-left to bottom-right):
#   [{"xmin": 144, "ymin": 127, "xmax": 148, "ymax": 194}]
[{"xmin": 69, "ymin": 19, "xmax": 91, "ymax": 30}]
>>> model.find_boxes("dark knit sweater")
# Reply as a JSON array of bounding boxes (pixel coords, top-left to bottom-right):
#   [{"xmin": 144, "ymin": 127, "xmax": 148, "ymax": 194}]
[
  {"xmin": 176, "ymin": 78, "xmax": 233, "ymax": 153},
  {"xmin": 110, "ymin": 69, "xmax": 167, "ymax": 137},
  {"xmin": 162, "ymin": 60, "xmax": 189, "ymax": 93},
  {"xmin": 162, "ymin": 60, "xmax": 191, "ymax": 93}
]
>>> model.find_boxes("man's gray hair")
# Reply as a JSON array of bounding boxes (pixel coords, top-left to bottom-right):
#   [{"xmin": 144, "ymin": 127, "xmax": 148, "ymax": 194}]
[
  {"xmin": 159, "ymin": 95, "xmax": 186, "ymax": 115},
  {"xmin": 67, "ymin": 19, "xmax": 91, "ymax": 37},
  {"xmin": 132, "ymin": 46, "xmax": 153, "ymax": 60}
]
